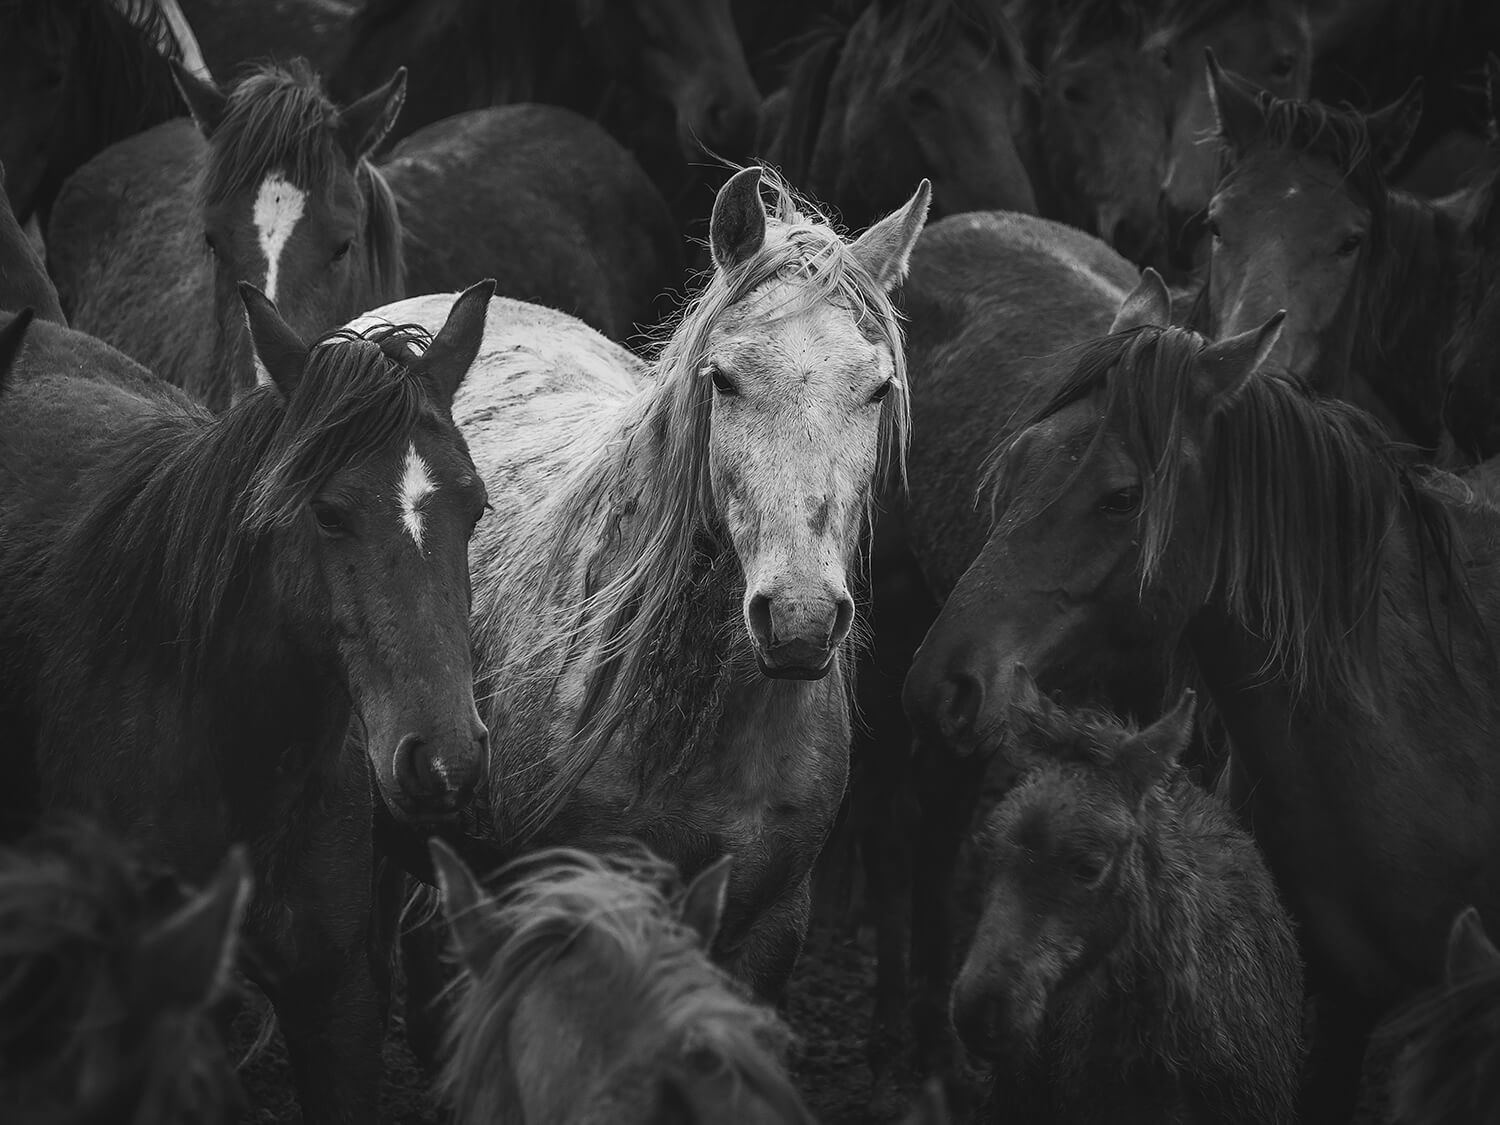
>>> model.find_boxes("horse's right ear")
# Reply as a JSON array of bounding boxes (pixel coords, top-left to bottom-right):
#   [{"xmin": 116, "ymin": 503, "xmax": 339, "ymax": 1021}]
[
  {"xmin": 337, "ymin": 67, "xmax": 407, "ymax": 163},
  {"xmin": 850, "ymin": 178, "xmax": 932, "ymax": 291},
  {"xmin": 678, "ymin": 855, "xmax": 733, "ymax": 951},
  {"xmin": 1109, "ymin": 269, "xmax": 1171, "ymax": 333},
  {"xmin": 1446, "ymin": 906, "xmax": 1500, "ymax": 984},
  {"xmin": 1118, "ymin": 689, "xmax": 1196, "ymax": 797},
  {"xmin": 171, "ymin": 60, "xmax": 228, "ymax": 136},
  {"xmin": 0, "ymin": 308, "xmax": 35, "ymax": 391},
  {"xmin": 238, "ymin": 283, "xmax": 309, "ymax": 400},
  {"xmin": 1206, "ymin": 49, "xmax": 1266, "ymax": 154},
  {"xmin": 413, "ymin": 279, "xmax": 495, "ymax": 412},
  {"xmin": 899, "ymin": 1080, "xmax": 952, "ymax": 1125},
  {"xmin": 430, "ymin": 838, "xmax": 492, "ymax": 976},
  {"xmin": 1194, "ymin": 310, "xmax": 1284, "ymax": 412},
  {"xmin": 137, "ymin": 845, "xmax": 251, "ymax": 1011},
  {"xmin": 710, "ymin": 167, "xmax": 767, "ymax": 273}
]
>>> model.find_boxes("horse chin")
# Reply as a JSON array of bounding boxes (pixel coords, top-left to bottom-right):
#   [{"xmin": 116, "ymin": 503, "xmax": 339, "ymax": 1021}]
[
  {"xmin": 755, "ymin": 652, "xmax": 836, "ymax": 681},
  {"xmin": 373, "ymin": 780, "xmax": 467, "ymax": 828}
]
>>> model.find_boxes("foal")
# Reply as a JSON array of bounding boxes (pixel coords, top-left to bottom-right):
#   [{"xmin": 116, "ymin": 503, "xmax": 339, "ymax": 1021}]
[
  {"xmin": 429, "ymin": 840, "xmax": 814, "ymax": 1125},
  {"xmin": 951, "ymin": 670, "xmax": 1302, "ymax": 1125},
  {"xmin": 0, "ymin": 819, "xmax": 250, "ymax": 1124}
]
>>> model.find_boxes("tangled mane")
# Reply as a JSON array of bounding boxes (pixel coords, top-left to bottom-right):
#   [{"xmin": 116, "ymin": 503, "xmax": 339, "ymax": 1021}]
[
  {"xmin": 994, "ymin": 325, "xmax": 1473, "ymax": 704},
  {"xmin": 1007, "ymin": 692, "xmax": 1144, "ymax": 770},
  {"xmin": 201, "ymin": 60, "xmax": 405, "ymax": 300},
  {"xmin": 48, "ymin": 322, "xmax": 436, "ymax": 682},
  {"xmin": 486, "ymin": 169, "xmax": 910, "ymax": 842},
  {"xmin": 1210, "ymin": 81, "xmax": 1384, "ymax": 198},
  {"xmin": 0, "ymin": 819, "xmax": 240, "ymax": 1124},
  {"xmin": 438, "ymin": 847, "xmax": 808, "ymax": 1124}
]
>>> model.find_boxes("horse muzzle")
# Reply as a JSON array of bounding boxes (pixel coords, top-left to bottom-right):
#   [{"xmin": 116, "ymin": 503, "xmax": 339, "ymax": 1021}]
[
  {"xmin": 377, "ymin": 721, "xmax": 489, "ymax": 824},
  {"xmin": 746, "ymin": 588, "xmax": 852, "ymax": 680}
]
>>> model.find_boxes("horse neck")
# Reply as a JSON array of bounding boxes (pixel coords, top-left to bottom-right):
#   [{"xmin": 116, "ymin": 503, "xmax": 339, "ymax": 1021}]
[{"xmin": 1352, "ymin": 191, "xmax": 1463, "ymax": 448}]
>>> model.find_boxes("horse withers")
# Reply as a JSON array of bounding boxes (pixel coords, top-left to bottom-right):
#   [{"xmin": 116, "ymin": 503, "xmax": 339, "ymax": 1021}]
[
  {"xmin": 952, "ymin": 671, "xmax": 1301, "ymax": 1124},
  {"xmin": 0, "ymin": 284, "xmax": 493, "ymax": 1122}
]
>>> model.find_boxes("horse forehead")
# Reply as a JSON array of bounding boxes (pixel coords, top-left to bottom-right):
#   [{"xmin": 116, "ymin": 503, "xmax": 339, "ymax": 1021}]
[
  {"xmin": 1222, "ymin": 153, "xmax": 1367, "ymax": 220},
  {"xmin": 719, "ymin": 295, "xmax": 886, "ymax": 388}
]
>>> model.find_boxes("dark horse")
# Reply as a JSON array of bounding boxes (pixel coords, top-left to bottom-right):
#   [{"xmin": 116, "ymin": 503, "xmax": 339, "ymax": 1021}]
[
  {"xmin": 757, "ymin": 0, "xmax": 1037, "ymax": 234},
  {"xmin": 47, "ymin": 59, "xmax": 677, "ymax": 409},
  {"xmin": 0, "ymin": 0, "xmax": 184, "ymax": 226},
  {"xmin": 0, "ymin": 284, "xmax": 494, "ymax": 1122},
  {"xmin": 952, "ymin": 674, "xmax": 1301, "ymax": 1124},
  {"xmin": 904, "ymin": 286, "xmax": 1500, "ymax": 1121},
  {"xmin": 0, "ymin": 819, "xmax": 250, "ymax": 1123},
  {"xmin": 1380, "ymin": 906, "xmax": 1500, "ymax": 1123},
  {"xmin": 0, "ymin": 164, "xmax": 63, "ymax": 324}
]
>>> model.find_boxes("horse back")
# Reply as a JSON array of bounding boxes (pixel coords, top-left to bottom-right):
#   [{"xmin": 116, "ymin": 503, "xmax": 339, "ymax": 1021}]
[
  {"xmin": 383, "ymin": 105, "xmax": 681, "ymax": 344},
  {"xmin": 903, "ymin": 211, "xmax": 1139, "ymax": 596}
]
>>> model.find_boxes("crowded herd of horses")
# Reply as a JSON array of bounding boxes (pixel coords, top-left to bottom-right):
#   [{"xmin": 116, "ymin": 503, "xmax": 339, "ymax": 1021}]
[{"xmin": 4, "ymin": 0, "xmax": 1500, "ymax": 1122}]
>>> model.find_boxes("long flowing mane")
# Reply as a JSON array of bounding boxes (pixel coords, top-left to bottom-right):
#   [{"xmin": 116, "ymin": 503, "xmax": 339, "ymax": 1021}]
[
  {"xmin": 202, "ymin": 60, "xmax": 404, "ymax": 304},
  {"xmin": 438, "ymin": 846, "xmax": 809, "ymax": 1124},
  {"xmin": 478, "ymin": 172, "xmax": 910, "ymax": 841},
  {"xmin": 37, "ymin": 323, "xmax": 434, "ymax": 684},
  {"xmin": 996, "ymin": 325, "xmax": 1478, "ymax": 704}
]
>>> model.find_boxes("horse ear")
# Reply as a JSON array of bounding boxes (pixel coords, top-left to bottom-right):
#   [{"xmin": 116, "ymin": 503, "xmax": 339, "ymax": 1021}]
[
  {"xmin": 171, "ymin": 59, "xmax": 228, "ymax": 136},
  {"xmin": 1366, "ymin": 79, "xmax": 1424, "ymax": 176},
  {"xmin": 238, "ymin": 282, "xmax": 309, "ymax": 399},
  {"xmin": 1109, "ymin": 269, "xmax": 1172, "ymax": 333},
  {"xmin": 678, "ymin": 855, "xmax": 733, "ymax": 951},
  {"xmin": 136, "ymin": 845, "xmax": 251, "ymax": 1011},
  {"xmin": 429, "ymin": 838, "xmax": 492, "ymax": 976},
  {"xmin": 1446, "ymin": 906, "xmax": 1500, "ymax": 984},
  {"xmin": 414, "ymin": 279, "xmax": 495, "ymax": 412},
  {"xmin": 337, "ymin": 67, "xmax": 408, "ymax": 163},
  {"xmin": 0, "ymin": 308, "xmax": 35, "ymax": 390},
  {"xmin": 1194, "ymin": 310, "xmax": 1284, "ymax": 411},
  {"xmin": 710, "ymin": 166, "xmax": 767, "ymax": 273},
  {"xmin": 899, "ymin": 1080, "xmax": 952, "ymax": 1125},
  {"xmin": 851, "ymin": 178, "xmax": 932, "ymax": 291},
  {"xmin": 1205, "ymin": 49, "xmax": 1266, "ymax": 153},
  {"xmin": 1118, "ymin": 689, "xmax": 1196, "ymax": 796}
]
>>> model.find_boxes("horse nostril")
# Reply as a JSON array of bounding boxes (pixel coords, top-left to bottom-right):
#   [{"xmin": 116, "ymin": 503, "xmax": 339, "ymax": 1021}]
[
  {"xmin": 951, "ymin": 991, "xmax": 1003, "ymax": 1057},
  {"xmin": 831, "ymin": 595, "xmax": 854, "ymax": 647},
  {"xmin": 748, "ymin": 593, "xmax": 774, "ymax": 648},
  {"xmin": 935, "ymin": 671, "xmax": 984, "ymax": 742}
]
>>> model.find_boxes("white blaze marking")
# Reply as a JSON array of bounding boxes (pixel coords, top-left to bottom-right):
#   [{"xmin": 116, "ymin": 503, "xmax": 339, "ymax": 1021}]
[
  {"xmin": 252, "ymin": 173, "xmax": 306, "ymax": 304},
  {"xmin": 399, "ymin": 444, "xmax": 436, "ymax": 549}
]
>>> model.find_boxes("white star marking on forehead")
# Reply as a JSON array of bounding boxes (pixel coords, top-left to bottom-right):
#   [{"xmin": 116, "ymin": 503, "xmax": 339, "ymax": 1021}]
[
  {"xmin": 252, "ymin": 173, "xmax": 306, "ymax": 306},
  {"xmin": 399, "ymin": 444, "xmax": 437, "ymax": 550}
]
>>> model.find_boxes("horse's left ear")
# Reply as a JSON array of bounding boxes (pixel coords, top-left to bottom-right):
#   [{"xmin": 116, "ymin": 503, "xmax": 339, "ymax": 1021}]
[
  {"xmin": 337, "ymin": 67, "xmax": 408, "ymax": 163},
  {"xmin": 851, "ymin": 178, "xmax": 932, "ymax": 291},
  {"xmin": 414, "ymin": 279, "xmax": 496, "ymax": 412},
  {"xmin": 136, "ymin": 845, "xmax": 251, "ymax": 1011},
  {"xmin": 1446, "ymin": 906, "xmax": 1500, "ymax": 984},
  {"xmin": 678, "ymin": 855, "xmax": 733, "ymax": 951},
  {"xmin": 239, "ymin": 283, "xmax": 309, "ymax": 400},
  {"xmin": 1118, "ymin": 689, "xmax": 1196, "ymax": 797},
  {"xmin": 1109, "ymin": 269, "xmax": 1172, "ymax": 333},
  {"xmin": 1194, "ymin": 310, "xmax": 1284, "ymax": 412},
  {"xmin": 710, "ymin": 166, "xmax": 767, "ymax": 273},
  {"xmin": 1366, "ymin": 79, "xmax": 1424, "ymax": 176},
  {"xmin": 0, "ymin": 308, "xmax": 35, "ymax": 391},
  {"xmin": 171, "ymin": 59, "xmax": 228, "ymax": 136},
  {"xmin": 430, "ymin": 838, "xmax": 493, "ymax": 977},
  {"xmin": 1206, "ymin": 49, "xmax": 1267, "ymax": 154}
]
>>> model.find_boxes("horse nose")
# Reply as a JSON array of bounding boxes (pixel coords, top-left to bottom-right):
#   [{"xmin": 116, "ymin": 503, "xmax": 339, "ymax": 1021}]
[
  {"xmin": 950, "ymin": 985, "xmax": 1006, "ymax": 1059},
  {"xmin": 904, "ymin": 651, "xmax": 986, "ymax": 747},
  {"xmin": 393, "ymin": 727, "xmax": 487, "ymax": 817},
  {"xmin": 747, "ymin": 589, "xmax": 852, "ymax": 678}
]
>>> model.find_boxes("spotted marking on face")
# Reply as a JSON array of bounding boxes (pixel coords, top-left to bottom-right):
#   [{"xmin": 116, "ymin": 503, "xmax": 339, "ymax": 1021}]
[
  {"xmin": 1282, "ymin": 185, "xmax": 1300, "ymax": 200},
  {"xmin": 252, "ymin": 173, "xmax": 307, "ymax": 306},
  {"xmin": 399, "ymin": 444, "xmax": 436, "ymax": 549}
]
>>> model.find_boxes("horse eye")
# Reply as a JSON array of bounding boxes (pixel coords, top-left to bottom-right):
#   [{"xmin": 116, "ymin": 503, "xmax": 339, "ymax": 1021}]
[
  {"xmin": 1336, "ymin": 233, "xmax": 1364, "ymax": 257},
  {"xmin": 1099, "ymin": 486, "xmax": 1141, "ymax": 515},
  {"xmin": 1159, "ymin": 45, "xmax": 1173, "ymax": 70},
  {"xmin": 1061, "ymin": 83, "xmax": 1086, "ymax": 107},
  {"xmin": 331, "ymin": 239, "xmax": 353, "ymax": 263},
  {"xmin": 1205, "ymin": 217, "xmax": 1222, "ymax": 241},
  {"xmin": 870, "ymin": 379, "xmax": 894, "ymax": 403},
  {"xmin": 708, "ymin": 365, "xmax": 739, "ymax": 396},
  {"xmin": 203, "ymin": 233, "xmax": 217, "ymax": 258},
  {"xmin": 310, "ymin": 501, "xmax": 349, "ymax": 536},
  {"xmin": 907, "ymin": 87, "xmax": 941, "ymax": 115},
  {"xmin": 1074, "ymin": 856, "xmax": 1109, "ymax": 885},
  {"xmin": 1271, "ymin": 53, "xmax": 1297, "ymax": 80}
]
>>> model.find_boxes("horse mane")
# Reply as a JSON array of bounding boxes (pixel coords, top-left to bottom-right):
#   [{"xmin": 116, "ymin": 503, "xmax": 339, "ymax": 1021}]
[
  {"xmin": 45, "ymin": 323, "xmax": 435, "ymax": 682},
  {"xmin": 1213, "ymin": 86, "xmax": 1382, "ymax": 191},
  {"xmin": 482, "ymin": 169, "xmax": 910, "ymax": 841},
  {"xmin": 0, "ymin": 818, "xmax": 238, "ymax": 1124},
  {"xmin": 438, "ymin": 847, "xmax": 808, "ymax": 1124},
  {"xmin": 202, "ymin": 60, "xmax": 405, "ymax": 300},
  {"xmin": 997, "ymin": 325, "xmax": 1476, "ymax": 705}
]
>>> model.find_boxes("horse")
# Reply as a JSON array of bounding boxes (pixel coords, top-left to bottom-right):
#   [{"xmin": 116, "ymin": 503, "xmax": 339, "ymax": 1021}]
[
  {"xmin": 1015, "ymin": 0, "xmax": 1311, "ymax": 269},
  {"xmin": 0, "ymin": 0, "xmax": 186, "ymax": 227},
  {"xmin": 0, "ymin": 284, "xmax": 494, "ymax": 1122},
  {"xmin": 0, "ymin": 165, "xmax": 62, "ymax": 324},
  {"xmin": 0, "ymin": 819, "xmax": 250, "ymax": 1124},
  {"xmin": 428, "ymin": 839, "xmax": 812, "ymax": 1123},
  {"xmin": 902, "ymin": 278, "xmax": 1500, "ymax": 1121},
  {"xmin": 1187, "ymin": 55, "xmax": 1459, "ymax": 448},
  {"xmin": 1381, "ymin": 906, "xmax": 1500, "ymax": 1123},
  {"xmin": 951, "ymin": 672, "xmax": 1301, "ymax": 1124},
  {"xmin": 359, "ymin": 169, "xmax": 929, "ymax": 1024},
  {"xmin": 757, "ymin": 0, "xmax": 1036, "ymax": 235},
  {"xmin": 46, "ymin": 59, "xmax": 679, "ymax": 410}
]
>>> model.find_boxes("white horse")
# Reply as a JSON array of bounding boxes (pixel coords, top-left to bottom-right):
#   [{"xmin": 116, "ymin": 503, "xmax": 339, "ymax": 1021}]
[{"xmin": 357, "ymin": 167, "xmax": 929, "ymax": 996}]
